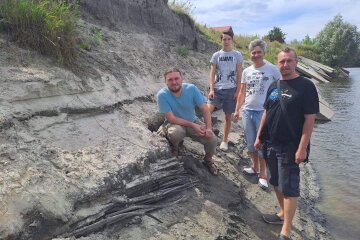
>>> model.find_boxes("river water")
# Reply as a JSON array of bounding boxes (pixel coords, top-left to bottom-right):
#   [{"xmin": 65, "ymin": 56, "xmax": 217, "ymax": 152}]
[{"xmin": 311, "ymin": 68, "xmax": 360, "ymax": 240}]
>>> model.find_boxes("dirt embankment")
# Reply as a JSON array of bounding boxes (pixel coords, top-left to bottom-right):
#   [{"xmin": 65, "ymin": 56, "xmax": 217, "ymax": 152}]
[{"xmin": 0, "ymin": 1, "xmax": 331, "ymax": 239}]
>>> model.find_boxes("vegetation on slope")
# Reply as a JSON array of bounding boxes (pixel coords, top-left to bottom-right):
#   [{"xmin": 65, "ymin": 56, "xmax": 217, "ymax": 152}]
[
  {"xmin": 0, "ymin": 0, "xmax": 78, "ymax": 64},
  {"xmin": 0, "ymin": 0, "xmax": 358, "ymax": 68}
]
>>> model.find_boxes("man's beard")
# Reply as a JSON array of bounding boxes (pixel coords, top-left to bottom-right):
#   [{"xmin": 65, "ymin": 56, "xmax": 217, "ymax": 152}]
[
  {"xmin": 169, "ymin": 85, "xmax": 181, "ymax": 93},
  {"xmin": 280, "ymin": 69, "xmax": 292, "ymax": 76}
]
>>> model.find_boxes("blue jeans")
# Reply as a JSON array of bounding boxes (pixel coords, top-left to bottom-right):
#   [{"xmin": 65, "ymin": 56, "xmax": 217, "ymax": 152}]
[{"xmin": 242, "ymin": 110, "xmax": 263, "ymax": 156}]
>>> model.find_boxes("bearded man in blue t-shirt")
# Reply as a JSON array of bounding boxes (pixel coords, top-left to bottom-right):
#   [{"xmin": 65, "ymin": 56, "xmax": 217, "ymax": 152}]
[{"xmin": 156, "ymin": 68, "xmax": 219, "ymax": 176}]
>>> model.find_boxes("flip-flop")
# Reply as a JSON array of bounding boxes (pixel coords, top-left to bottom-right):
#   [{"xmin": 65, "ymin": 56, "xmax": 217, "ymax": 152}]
[
  {"xmin": 203, "ymin": 161, "xmax": 219, "ymax": 176},
  {"xmin": 262, "ymin": 213, "xmax": 284, "ymax": 225},
  {"xmin": 278, "ymin": 234, "xmax": 292, "ymax": 240},
  {"xmin": 243, "ymin": 166, "xmax": 259, "ymax": 176}
]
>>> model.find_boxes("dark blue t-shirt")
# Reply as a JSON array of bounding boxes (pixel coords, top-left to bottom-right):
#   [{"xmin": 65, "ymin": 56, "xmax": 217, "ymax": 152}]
[{"xmin": 260, "ymin": 76, "xmax": 319, "ymax": 144}]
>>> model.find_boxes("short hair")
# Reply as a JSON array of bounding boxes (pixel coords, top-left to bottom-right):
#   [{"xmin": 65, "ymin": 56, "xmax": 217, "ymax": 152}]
[
  {"xmin": 163, "ymin": 68, "xmax": 182, "ymax": 79},
  {"xmin": 279, "ymin": 47, "xmax": 298, "ymax": 59},
  {"xmin": 248, "ymin": 39, "xmax": 267, "ymax": 53},
  {"xmin": 221, "ymin": 29, "xmax": 234, "ymax": 40}
]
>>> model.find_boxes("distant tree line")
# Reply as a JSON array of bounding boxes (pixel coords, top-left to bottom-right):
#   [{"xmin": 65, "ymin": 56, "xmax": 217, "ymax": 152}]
[
  {"xmin": 265, "ymin": 15, "xmax": 360, "ymax": 67},
  {"xmin": 171, "ymin": 0, "xmax": 360, "ymax": 68}
]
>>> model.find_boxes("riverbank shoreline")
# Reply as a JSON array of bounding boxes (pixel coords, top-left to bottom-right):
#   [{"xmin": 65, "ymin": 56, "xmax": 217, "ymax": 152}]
[
  {"xmin": 309, "ymin": 69, "xmax": 360, "ymax": 240},
  {"xmin": 299, "ymin": 162, "xmax": 330, "ymax": 239},
  {"xmin": 50, "ymin": 111, "xmax": 333, "ymax": 240}
]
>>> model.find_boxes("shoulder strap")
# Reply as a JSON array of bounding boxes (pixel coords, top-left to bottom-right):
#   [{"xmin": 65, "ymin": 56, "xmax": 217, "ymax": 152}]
[{"xmin": 277, "ymin": 80, "xmax": 296, "ymax": 138}]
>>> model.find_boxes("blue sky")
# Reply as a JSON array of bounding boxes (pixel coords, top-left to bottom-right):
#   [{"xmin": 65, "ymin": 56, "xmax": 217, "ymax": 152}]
[{"xmin": 190, "ymin": 0, "xmax": 360, "ymax": 42}]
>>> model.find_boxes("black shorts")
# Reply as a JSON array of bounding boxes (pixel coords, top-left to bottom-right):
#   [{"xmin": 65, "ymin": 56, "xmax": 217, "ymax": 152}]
[
  {"xmin": 265, "ymin": 142, "xmax": 300, "ymax": 197},
  {"xmin": 207, "ymin": 88, "xmax": 237, "ymax": 113}
]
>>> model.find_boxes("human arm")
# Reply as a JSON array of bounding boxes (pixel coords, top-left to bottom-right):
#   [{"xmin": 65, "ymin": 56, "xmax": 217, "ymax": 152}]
[
  {"xmin": 295, "ymin": 79, "xmax": 319, "ymax": 164},
  {"xmin": 164, "ymin": 112, "xmax": 206, "ymax": 137},
  {"xmin": 233, "ymin": 82, "xmax": 246, "ymax": 122},
  {"xmin": 234, "ymin": 63, "xmax": 243, "ymax": 100},
  {"xmin": 198, "ymin": 103, "xmax": 214, "ymax": 138},
  {"xmin": 254, "ymin": 110, "xmax": 267, "ymax": 150},
  {"xmin": 295, "ymin": 114, "xmax": 316, "ymax": 164},
  {"xmin": 208, "ymin": 63, "xmax": 216, "ymax": 99}
]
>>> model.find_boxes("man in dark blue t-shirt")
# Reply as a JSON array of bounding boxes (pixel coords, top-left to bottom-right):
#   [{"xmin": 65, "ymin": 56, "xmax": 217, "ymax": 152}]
[{"xmin": 254, "ymin": 48, "xmax": 319, "ymax": 240}]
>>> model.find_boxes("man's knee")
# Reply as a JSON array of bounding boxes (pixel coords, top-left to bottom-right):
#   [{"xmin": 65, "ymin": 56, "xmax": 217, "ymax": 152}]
[
  {"xmin": 167, "ymin": 124, "xmax": 186, "ymax": 145},
  {"xmin": 224, "ymin": 113, "xmax": 232, "ymax": 122},
  {"xmin": 207, "ymin": 103, "xmax": 216, "ymax": 113}
]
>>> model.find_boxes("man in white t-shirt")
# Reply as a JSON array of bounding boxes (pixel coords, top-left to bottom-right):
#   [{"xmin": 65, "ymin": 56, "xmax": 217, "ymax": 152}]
[{"xmin": 233, "ymin": 39, "xmax": 280, "ymax": 189}]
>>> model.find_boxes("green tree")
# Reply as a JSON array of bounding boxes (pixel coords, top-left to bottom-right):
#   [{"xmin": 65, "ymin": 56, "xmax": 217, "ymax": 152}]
[
  {"xmin": 265, "ymin": 27, "xmax": 286, "ymax": 43},
  {"xmin": 315, "ymin": 15, "xmax": 360, "ymax": 67},
  {"xmin": 302, "ymin": 35, "xmax": 314, "ymax": 45}
]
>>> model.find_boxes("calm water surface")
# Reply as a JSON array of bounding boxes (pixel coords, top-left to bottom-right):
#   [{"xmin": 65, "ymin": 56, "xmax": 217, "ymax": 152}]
[{"xmin": 312, "ymin": 68, "xmax": 360, "ymax": 240}]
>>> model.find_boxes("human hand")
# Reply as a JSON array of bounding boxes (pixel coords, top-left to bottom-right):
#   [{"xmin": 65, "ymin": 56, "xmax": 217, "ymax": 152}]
[
  {"xmin": 232, "ymin": 112, "xmax": 240, "ymax": 123},
  {"xmin": 254, "ymin": 138, "xmax": 261, "ymax": 151},
  {"xmin": 193, "ymin": 124, "xmax": 206, "ymax": 136},
  {"xmin": 208, "ymin": 90, "xmax": 214, "ymax": 100},
  {"xmin": 295, "ymin": 148, "xmax": 307, "ymax": 164},
  {"xmin": 204, "ymin": 128, "xmax": 214, "ymax": 138}
]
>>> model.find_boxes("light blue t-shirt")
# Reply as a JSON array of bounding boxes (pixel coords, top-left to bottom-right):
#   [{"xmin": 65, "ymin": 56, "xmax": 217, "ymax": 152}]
[
  {"xmin": 156, "ymin": 83, "xmax": 205, "ymax": 123},
  {"xmin": 241, "ymin": 62, "xmax": 281, "ymax": 111},
  {"xmin": 210, "ymin": 50, "xmax": 243, "ymax": 90}
]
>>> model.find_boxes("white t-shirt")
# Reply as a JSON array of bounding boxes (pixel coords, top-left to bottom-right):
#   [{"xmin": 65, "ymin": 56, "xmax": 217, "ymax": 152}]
[{"xmin": 241, "ymin": 62, "xmax": 281, "ymax": 111}]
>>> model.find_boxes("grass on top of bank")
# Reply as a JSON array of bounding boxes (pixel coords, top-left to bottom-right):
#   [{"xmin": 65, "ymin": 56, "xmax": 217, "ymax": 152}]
[{"xmin": 0, "ymin": 0, "xmax": 79, "ymax": 64}]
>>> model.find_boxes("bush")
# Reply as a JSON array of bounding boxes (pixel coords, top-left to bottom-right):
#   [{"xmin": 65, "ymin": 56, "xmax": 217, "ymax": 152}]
[
  {"xmin": 302, "ymin": 34, "xmax": 314, "ymax": 45},
  {"xmin": 196, "ymin": 24, "xmax": 221, "ymax": 45},
  {"xmin": 91, "ymin": 28, "xmax": 103, "ymax": 45},
  {"xmin": 315, "ymin": 15, "xmax": 360, "ymax": 67},
  {"xmin": 264, "ymin": 27, "xmax": 286, "ymax": 43},
  {"xmin": 0, "ymin": 0, "xmax": 79, "ymax": 64},
  {"xmin": 264, "ymin": 40, "xmax": 283, "ymax": 63},
  {"xmin": 294, "ymin": 44, "xmax": 320, "ymax": 62},
  {"xmin": 176, "ymin": 46, "xmax": 189, "ymax": 57},
  {"xmin": 168, "ymin": 0, "xmax": 194, "ymax": 16},
  {"xmin": 78, "ymin": 42, "xmax": 90, "ymax": 51}
]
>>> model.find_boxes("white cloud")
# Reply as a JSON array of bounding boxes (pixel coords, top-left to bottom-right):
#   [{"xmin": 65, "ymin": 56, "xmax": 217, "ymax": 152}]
[{"xmin": 190, "ymin": 0, "xmax": 360, "ymax": 41}]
